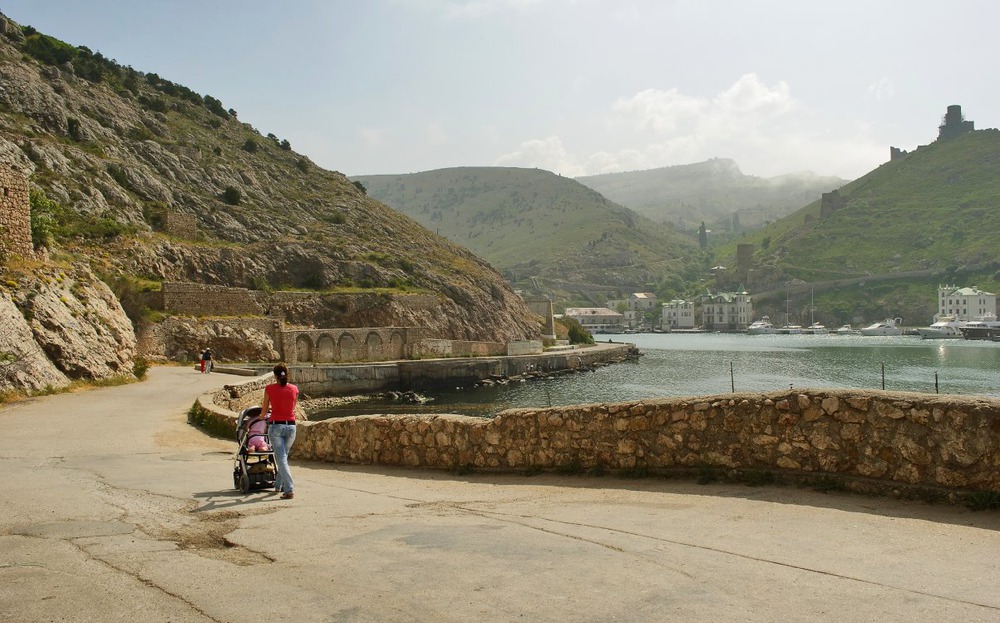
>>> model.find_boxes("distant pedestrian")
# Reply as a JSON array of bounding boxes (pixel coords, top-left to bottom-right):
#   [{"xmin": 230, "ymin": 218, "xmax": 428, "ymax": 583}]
[
  {"xmin": 261, "ymin": 363, "xmax": 299, "ymax": 499},
  {"xmin": 200, "ymin": 348, "xmax": 213, "ymax": 373}
]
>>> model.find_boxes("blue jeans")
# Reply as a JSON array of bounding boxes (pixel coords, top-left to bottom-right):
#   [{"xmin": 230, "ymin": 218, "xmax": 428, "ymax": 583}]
[{"xmin": 268, "ymin": 423, "xmax": 296, "ymax": 493}]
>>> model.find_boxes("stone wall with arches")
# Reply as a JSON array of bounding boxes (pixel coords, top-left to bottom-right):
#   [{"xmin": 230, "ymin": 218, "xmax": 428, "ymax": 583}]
[{"xmin": 281, "ymin": 327, "xmax": 427, "ymax": 363}]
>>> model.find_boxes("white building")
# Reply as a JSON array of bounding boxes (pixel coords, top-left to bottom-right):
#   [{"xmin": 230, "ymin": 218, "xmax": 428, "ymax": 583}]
[
  {"xmin": 700, "ymin": 287, "xmax": 753, "ymax": 331},
  {"xmin": 605, "ymin": 292, "xmax": 658, "ymax": 329},
  {"xmin": 563, "ymin": 307, "xmax": 625, "ymax": 334},
  {"xmin": 936, "ymin": 285, "xmax": 997, "ymax": 321},
  {"xmin": 661, "ymin": 299, "xmax": 695, "ymax": 330}
]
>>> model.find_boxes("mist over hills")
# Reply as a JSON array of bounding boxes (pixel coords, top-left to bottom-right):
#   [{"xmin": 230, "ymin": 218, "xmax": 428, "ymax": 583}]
[
  {"xmin": 576, "ymin": 158, "xmax": 846, "ymax": 230},
  {"xmin": 353, "ymin": 167, "xmax": 701, "ymax": 303}
]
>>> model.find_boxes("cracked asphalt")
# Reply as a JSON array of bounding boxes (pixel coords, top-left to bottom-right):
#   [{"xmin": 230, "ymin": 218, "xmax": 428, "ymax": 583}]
[{"xmin": 2, "ymin": 365, "xmax": 1000, "ymax": 622}]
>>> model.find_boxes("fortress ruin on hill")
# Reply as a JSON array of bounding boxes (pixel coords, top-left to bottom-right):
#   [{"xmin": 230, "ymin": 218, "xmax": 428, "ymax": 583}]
[{"xmin": 891, "ymin": 104, "xmax": 976, "ymax": 161}]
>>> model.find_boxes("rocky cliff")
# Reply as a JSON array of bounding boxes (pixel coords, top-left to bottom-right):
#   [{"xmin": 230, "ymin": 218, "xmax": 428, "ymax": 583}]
[{"xmin": 0, "ymin": 14, "xmax": 541, "ymax": 392}]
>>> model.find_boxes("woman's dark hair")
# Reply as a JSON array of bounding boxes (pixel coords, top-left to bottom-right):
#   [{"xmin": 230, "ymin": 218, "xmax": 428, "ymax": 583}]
[{"xmin": 273, "ymin": 363, "xmax": 289, "ymax": 386}]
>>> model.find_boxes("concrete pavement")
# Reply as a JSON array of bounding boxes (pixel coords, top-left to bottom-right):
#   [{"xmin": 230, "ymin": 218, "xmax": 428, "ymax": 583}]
[{"xmin": 2, "ymin": 365, "xmax": 1000, "ymax": 622}]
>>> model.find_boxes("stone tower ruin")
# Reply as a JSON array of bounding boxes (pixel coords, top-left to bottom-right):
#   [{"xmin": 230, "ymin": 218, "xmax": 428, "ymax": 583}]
[
  {"xmin": 0, "ymin": 166, "xmax": 32, "ymax": 259},
  {"xmin": 938, "ymin": 105, "xmax": 974, "ymax": 141}
]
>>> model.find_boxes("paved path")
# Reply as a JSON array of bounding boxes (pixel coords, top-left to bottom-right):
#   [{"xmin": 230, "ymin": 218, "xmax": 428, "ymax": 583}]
[{"xmin": 2, "ymin": 366, "xmax": 1000, "ymax": 622}]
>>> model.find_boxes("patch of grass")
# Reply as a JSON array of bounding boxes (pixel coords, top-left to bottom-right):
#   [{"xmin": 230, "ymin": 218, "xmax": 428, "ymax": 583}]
[
  {"xmin": 807, "ymin": 474, "xmax": 847, "ymax": 493},
  {"xmin": 553, "ymin": 459, "xmax": 584, "ymax": 475},
  {"xmin": 697, "ymin": 465, "xmax": 720, "ymax": 485},
  {"xmin": 742, "ymin": 468, "xmax": 777, "ymax": 487},
  {"xmin": 617, "ymin": 465, "xmax": 650, "ymax": 479},
  {"xmin": 964, "ymin": 491, "xmax": 1000, "ymax": 511}
]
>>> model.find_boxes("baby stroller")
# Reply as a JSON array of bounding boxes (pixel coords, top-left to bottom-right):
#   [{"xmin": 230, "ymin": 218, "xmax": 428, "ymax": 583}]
[{"xmin": 233, "ymin": 406, "xmax": 276, "ymax": 493}]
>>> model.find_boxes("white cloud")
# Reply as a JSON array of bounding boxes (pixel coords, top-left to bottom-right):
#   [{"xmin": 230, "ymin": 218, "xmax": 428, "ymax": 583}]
[
  {"xmin": 867, "ymin": 77, "xmax": 895, "ymax": 101},
  {"xmin": 498, "ymin": 74, "xmax": 887, "ymax": 179},
  {"xmin": 495, "ymin": 136, "xmax": 585, "ymax": 176}
]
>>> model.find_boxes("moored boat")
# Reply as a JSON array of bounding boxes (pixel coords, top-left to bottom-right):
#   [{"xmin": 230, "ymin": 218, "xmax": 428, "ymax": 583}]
[
  {"xmin": 958, "ymin": 314, "xmax": 1000, "ymax": 340},
  {"xmin": 834, "ymin": 324, "xmax": 855, "ymax": 335},
  {"xmin": 859, "ymin": 318, "xmax": 903, "ymax": 336},
  {"xmin": 747, "ymin": 316, "xmax": 776, "ymax": 335},
  {"xmin": 917, "ymin": 315, "xmax": 965, "ymax": 339}
]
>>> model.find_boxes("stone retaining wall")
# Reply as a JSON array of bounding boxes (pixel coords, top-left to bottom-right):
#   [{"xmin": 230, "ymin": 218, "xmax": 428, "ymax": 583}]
[{"xmin": 191, "ymin": 384, "xmax": 1000, "ymax": 496}]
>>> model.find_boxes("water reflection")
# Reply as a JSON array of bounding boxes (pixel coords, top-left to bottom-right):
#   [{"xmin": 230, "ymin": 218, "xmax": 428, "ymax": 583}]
[{"xmin": 310, "ymin": 333, "xmax": 1000, "ymax": 420}]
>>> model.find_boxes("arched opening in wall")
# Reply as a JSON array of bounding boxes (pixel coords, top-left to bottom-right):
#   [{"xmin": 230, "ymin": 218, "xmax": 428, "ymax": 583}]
[
  {"xmin": 295, "ymin": 335, "xmax": 314, "ymax": 363},
  {"xmin": 339, "ymin": 334, "xmax": 357, "ymax": 362},
  {"xmin": 389, "ymin": 331, "xmax": 405, "ymax": 360},
  {"xmin": 366, "ymin": 332, "xmax": 384, "ymax": 360},
  {"xmin": 316, "ymin": 335, "xmax": 335, "ymax": 362}
]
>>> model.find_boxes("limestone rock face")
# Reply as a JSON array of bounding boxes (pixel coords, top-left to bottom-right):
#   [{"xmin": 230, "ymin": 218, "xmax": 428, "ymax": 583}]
[{"xmin": 0, "ymin": 263, "xmax": 136, "ymax": 390}]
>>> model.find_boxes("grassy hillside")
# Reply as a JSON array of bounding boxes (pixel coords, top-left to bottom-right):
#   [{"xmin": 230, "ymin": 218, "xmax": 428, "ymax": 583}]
[
  {"xmin": 0, "ymin": 13, "xmax": 543, "ymax": 344},
  {"xmin": 354, "ymin": 167, "xmax": 702, "ymax": 303},
  {"xmin": 722, "ymin": 129, "xmax": 1000, "ymax": 325},
  {"xmin": 576, "ymin": 158, "xmax": 845, "ymax": 230}
]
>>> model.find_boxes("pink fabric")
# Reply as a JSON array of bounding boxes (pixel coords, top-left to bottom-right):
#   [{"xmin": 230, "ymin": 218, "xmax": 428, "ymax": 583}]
[
  {"xmin": 246, "ymin": 418, "xmax": 270, "ymax": 451},
  {"xmin": 264, "ymin": 383, "xmax": 299, "ymax": 421}
]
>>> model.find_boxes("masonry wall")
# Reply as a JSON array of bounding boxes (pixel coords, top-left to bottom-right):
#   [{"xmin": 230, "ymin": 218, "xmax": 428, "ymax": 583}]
[
  {"xmin": 160, "ymin": 281, "xmax": 265, "ymax": 316},
  {"xmin": 193, "ymin": 386, "xmax": 1000, "ymax": 495},
  {"xmin": 0, "ymin": 166, "xmax": 32, "ymax": 258}
]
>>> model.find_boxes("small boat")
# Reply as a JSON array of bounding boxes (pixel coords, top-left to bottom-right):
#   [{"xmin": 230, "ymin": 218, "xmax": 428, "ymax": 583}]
[
  {"xmin": 917, "ymin": 316, "xmax": 965, "ymax": 339},
  {"xmin": 805, "ymin": 323, "xmax": 828, "ymax": 334},
  {"xmin": 859, "ymin": 318, "xmax": 903, "ymax": 336},
  {"xmin": 834, "ymin": 324, "xmax": 855, "ymax": 335},
  {"xmin": 747, "ymin": 316, "xmax": 776, "ymax": 335}
]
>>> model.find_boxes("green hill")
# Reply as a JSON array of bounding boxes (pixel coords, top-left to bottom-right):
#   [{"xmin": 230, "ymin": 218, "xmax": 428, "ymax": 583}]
[
  {"xmin": 353, "ymin": 167, "xmax": 702, "ymax": 304},
  {"xmin": 723, "ymin": 128, "xmax": 1000, "ymax": 326},
  {"xmin": 0, "ymin": 13, "xmax": 542, "ymax": 351},
  {"xmin": 576, "ymin": 158, "xmax": 845, "ymax": 230}
]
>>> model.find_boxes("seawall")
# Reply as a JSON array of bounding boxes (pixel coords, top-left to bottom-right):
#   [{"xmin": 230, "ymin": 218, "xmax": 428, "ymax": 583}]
[
  {"xmin": 192, "ymin": 382, "xmax": 1000, "ymax": 500},
  {"xmin": 241, "ymin": 342, "xmax": 637, "ymax": 396}
]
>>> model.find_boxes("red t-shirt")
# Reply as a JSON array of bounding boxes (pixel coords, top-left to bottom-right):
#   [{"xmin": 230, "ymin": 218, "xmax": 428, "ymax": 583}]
[{"xmin": 265, "ymin": 383, "xmax": 299, "ymax": 421}]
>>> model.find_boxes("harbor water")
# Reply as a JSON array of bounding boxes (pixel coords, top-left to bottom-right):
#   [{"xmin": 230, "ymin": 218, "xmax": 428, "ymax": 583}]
[{"xmin": 310, "ymin": 332, "xmax": 1000, "ymax": 419}]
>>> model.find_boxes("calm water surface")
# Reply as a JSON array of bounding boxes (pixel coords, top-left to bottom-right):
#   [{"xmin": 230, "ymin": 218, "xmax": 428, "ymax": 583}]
[{"xmin": 312, "ymin": 333, "xmax": 1000, "ymax": 419}]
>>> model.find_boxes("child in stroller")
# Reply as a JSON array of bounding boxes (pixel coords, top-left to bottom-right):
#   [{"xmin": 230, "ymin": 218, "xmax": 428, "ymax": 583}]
[{"xmin": 233, "ymin": 406, "xmax": 277, "ymax": 493}]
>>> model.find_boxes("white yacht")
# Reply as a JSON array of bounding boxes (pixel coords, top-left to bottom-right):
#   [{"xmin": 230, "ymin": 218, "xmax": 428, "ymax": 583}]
[
  {"xmin": 805, "ymin": 323, "xmax": 829, "ymax": 334},
  {"xmin": 747, "ymin": 316, "xmax": 776, "ymax": 335},
  {"xmin": 916, "ymin": 316, "xmax": 965, "ymax": 339},
  {"xmin": 776, "ymin": 324, "xmax": 804, "ymax": 335},
  {"xmin": 834, "ymin": 324, "xmax": 856, "ymax": 335},
  {"xmin": 859, "ymin": 318, "xmax": 903, "ymax": 336}
]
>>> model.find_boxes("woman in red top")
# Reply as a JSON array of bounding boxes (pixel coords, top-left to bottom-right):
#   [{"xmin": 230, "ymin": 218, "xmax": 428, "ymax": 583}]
[{"xmin": 260, "ymin": 363, "xmax": 299, "ymax": 499}]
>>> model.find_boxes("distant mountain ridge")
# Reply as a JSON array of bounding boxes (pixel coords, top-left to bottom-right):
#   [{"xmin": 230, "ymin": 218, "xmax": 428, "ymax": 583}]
[
  {"xmin": 353, "ymin": 167, "xmax": 700, "ymax": 302},
  {"xmin": 576, "ymin": 159, "xmax": 846, "ymax": 229}
]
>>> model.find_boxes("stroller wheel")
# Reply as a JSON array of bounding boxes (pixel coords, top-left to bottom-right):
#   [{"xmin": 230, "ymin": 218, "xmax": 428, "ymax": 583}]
[
  {"xmin": 233, "ymin": 470, "xmax": 241, "ymax": 491},
  {"xmin": 239, "ymin": 471, "xmax": 250, "ymax": 494}
]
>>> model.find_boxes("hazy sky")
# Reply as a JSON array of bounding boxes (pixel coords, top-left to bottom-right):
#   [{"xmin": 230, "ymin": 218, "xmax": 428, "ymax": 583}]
[{"xmin": 3, "ymin": 1, "xmax": 998, "ymax": 180}]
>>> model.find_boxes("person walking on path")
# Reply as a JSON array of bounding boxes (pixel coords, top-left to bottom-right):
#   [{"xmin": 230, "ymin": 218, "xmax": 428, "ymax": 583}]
[
  {"xmin": 200, "ymin": 348, "xmax": 213, "ymax": 373},
  {"xmin": 260, "ymin": 362, "xmax": 298, "ymax": 499}
]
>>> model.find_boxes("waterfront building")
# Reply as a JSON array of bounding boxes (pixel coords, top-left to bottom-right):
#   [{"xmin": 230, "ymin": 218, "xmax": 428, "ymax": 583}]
[
  {"xmin": 563, "ymin": 307, "xmax": 626, "ymax": 334},
  {"xmin": 700, "ymin": 286, "xmax": 753, "ymax": 331},
  {"xmin": 661, "ymin": 299, "xmax": 695, "ymax": 330},
  {"xmin": 937, "ymin": 285, "xmax": 997, "ymax": 321}
]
